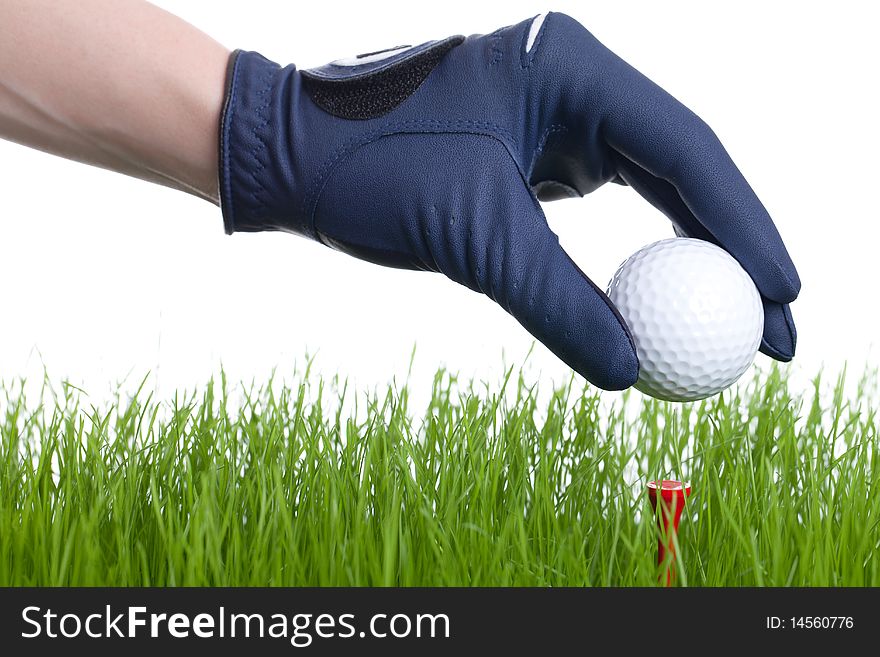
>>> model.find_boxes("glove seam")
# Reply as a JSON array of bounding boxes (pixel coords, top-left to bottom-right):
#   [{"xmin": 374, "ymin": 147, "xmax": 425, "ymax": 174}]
[
  {"xmin": 305, "ymin": 120, "xmax": 517, "ymax": 234},
  {"xmin": 245, "ymin": 63, "xmax": 276, "ymax": 230},
  {"xmin": 528, "ymin": 123, "xmax": 569, "ymax": 186}
]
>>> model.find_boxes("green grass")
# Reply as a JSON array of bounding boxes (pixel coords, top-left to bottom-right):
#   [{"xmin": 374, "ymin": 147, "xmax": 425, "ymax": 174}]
[{"xmin": 1, "ymin": 363, "xmax": 878, "ymax": 586}]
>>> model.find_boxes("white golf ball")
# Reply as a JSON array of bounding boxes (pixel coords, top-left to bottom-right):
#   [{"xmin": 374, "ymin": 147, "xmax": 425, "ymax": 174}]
[{"xmin": 606, "ymin": 238, "xmax": 764, "ymax": 402}]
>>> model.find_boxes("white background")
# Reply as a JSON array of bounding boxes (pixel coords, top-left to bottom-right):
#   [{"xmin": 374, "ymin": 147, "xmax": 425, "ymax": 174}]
[{"xmin": 1, "ymin": 0, "xmax": 878, "ymax": 400}]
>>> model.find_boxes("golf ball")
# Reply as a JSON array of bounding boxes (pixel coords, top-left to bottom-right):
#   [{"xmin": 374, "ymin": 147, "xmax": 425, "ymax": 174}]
[{"xmin": 606, "ymin": 238, "xmax": 763, "ymax": 402}]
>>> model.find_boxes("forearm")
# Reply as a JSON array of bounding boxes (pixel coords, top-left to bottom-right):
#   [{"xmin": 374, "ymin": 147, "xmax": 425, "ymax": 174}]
[{"xmin": 0, "ymin": 0, "xmax": 229, "ymax": 202}]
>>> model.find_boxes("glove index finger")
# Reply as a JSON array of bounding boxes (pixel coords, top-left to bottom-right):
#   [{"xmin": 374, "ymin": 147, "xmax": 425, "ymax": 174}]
[{"xmin": 597, "ymin": 54, "xmax": 800, "ymax": 305}]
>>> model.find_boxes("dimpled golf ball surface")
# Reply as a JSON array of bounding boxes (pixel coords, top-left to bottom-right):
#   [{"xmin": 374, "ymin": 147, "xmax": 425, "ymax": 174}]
[{"xmin": 607, "ymin": 238, "xmax": 763, "ymax": 402}]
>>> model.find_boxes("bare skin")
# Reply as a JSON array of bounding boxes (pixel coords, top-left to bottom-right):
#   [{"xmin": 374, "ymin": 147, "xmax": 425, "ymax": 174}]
[{"xmin": 0, "ymin": 0, "xmax": 229, "ymax": 203}]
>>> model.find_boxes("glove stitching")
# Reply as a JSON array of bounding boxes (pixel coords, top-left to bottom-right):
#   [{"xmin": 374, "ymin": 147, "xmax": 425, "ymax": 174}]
[
  {"xmin": 528, "ymin": 123, "xmax": 568, "ymax": 184},
  {"xmin": 488, "ymin": 29, "xmax": 505, "ymax": 66},
  {"xmin": 246, "ymin": 67, "xmax": 275, "ymax": 223},
  {"xmin": 304, "ymin": 119, "xmax": 516, "ymax": 233}
]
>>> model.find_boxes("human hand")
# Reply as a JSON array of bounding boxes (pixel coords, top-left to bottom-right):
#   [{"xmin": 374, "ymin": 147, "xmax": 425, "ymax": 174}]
[{"xmin": 219, "ymin": 12, "xmax": 799, "ymax": 390}]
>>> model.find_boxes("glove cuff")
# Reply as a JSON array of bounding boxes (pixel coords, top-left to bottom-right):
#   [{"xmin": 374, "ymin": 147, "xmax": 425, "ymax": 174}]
[{"xmin": 218, "ymin": 50, "xmax": 310, "ymax": 237}]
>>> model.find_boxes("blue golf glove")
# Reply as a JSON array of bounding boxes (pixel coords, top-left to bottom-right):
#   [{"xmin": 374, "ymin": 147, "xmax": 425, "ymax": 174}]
[{"xmin": 218, "ymin": 12, "xmax": 800, "ymax": 390}]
